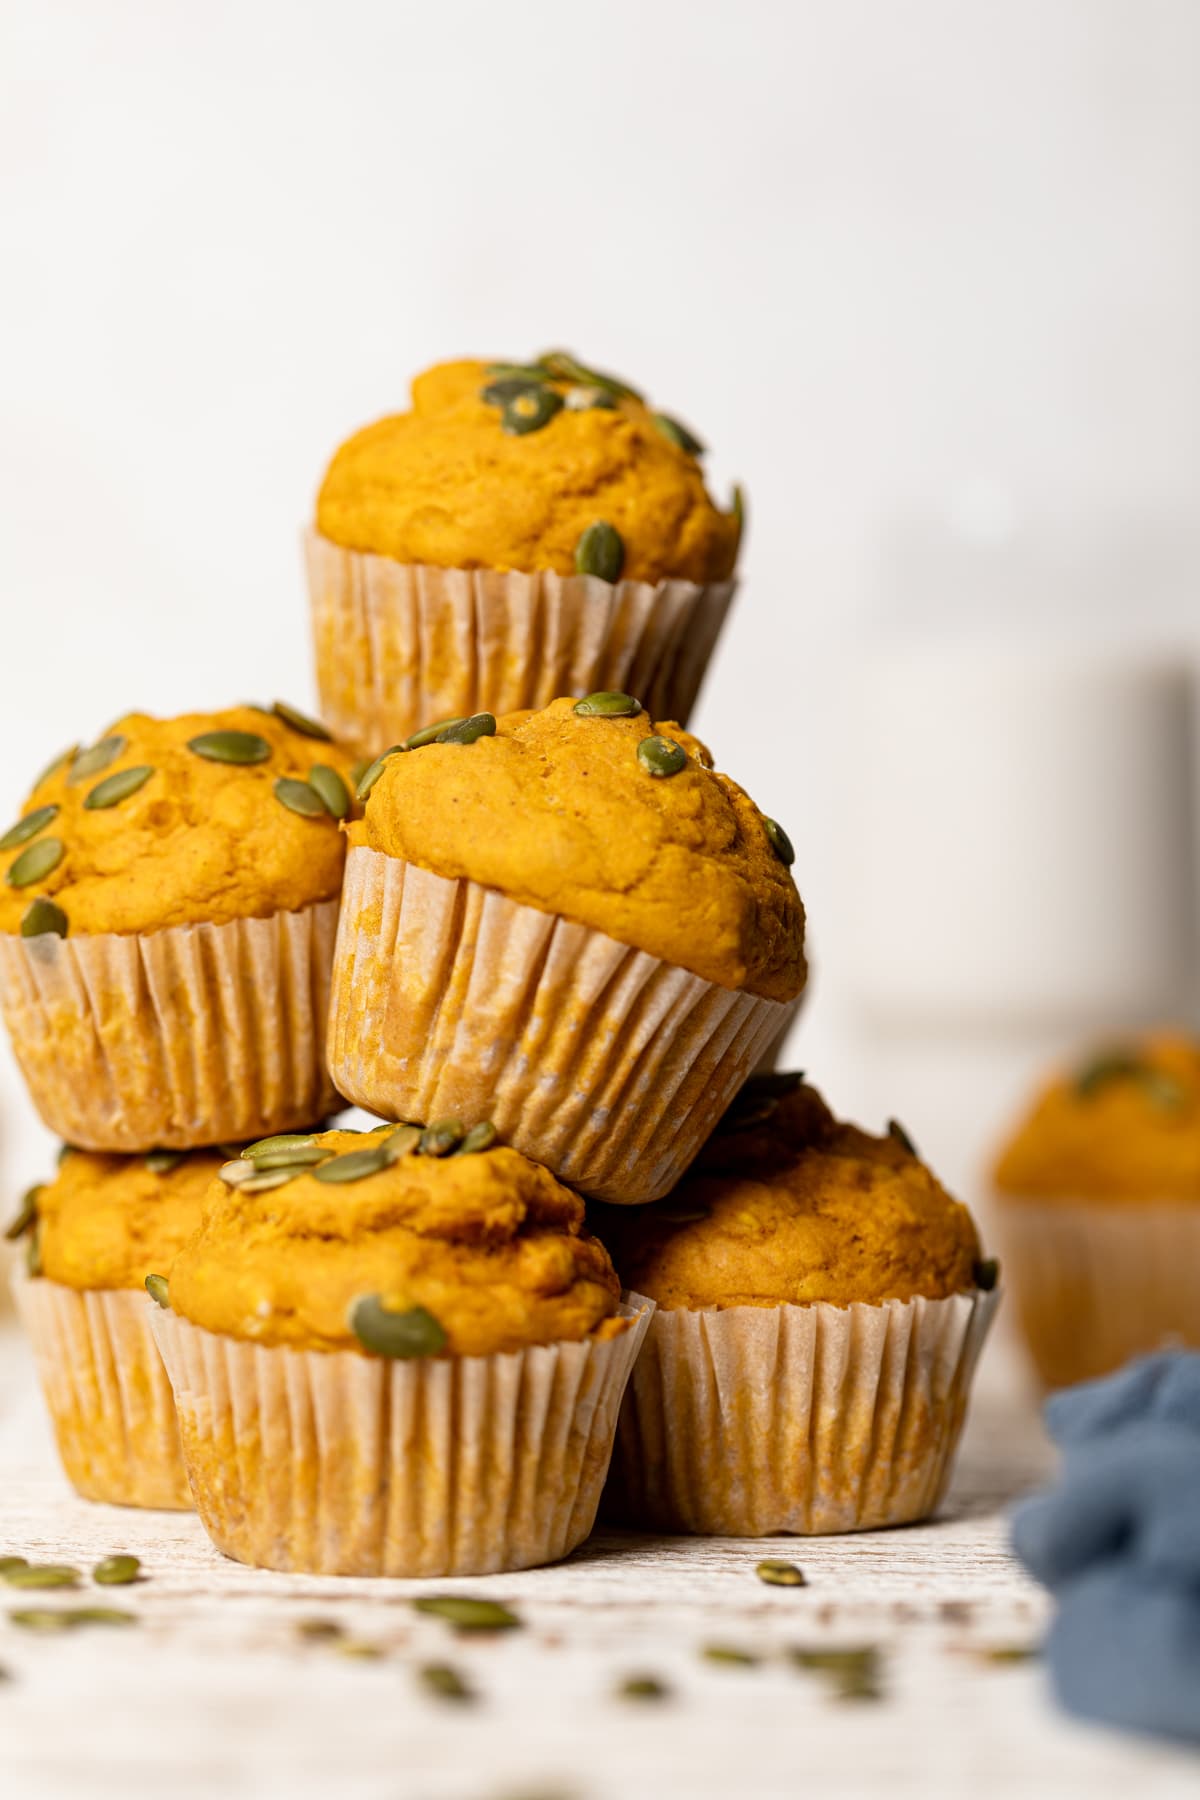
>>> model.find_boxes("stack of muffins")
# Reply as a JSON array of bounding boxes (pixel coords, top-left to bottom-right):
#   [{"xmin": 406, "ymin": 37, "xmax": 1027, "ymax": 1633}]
[{"xmin": 1, "ymin": 351, "xmax": 998, "ymax": 1576}]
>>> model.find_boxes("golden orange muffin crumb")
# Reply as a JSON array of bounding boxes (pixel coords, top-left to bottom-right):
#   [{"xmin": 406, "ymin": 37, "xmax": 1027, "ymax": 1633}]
[
  {"xmin": 993, "ymin": 1031, "xmax": 1200, "ymax": 1201},
  {"xmin": 168, "ymin": 1127, "xmax": 623, "ymax": 1357},
  {"xmin": 33, "ymin": 1147, "xmax": 219, "ymax": 1291},
  {"xmin": 0, "ymin": 704, "xmax": 356, "ymax": 938},
  {"xmin": 316, "ymin": 356, "xmax": 740, "ymax": 584},
  {"xmin": 349, "ymin": 697, "xmax": 805, "ymax": 1003},
  {"xmin": 599, "ymin": 1077, "xmax": 981, "ymax": 1307}
]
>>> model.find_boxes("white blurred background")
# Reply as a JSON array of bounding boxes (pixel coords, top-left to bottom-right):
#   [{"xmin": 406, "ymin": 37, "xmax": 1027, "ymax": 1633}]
[{"xmin": 1, "ymin": 0, "xmax": 1198, "ymax": 1239}]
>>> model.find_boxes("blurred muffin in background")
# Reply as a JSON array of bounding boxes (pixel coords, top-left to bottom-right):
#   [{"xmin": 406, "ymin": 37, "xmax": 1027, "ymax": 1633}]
[
  {"xmin": 993, "ymin": 1031, "xmax": 1200, "ymax": 1388},
  {"xmin": 307, "ymin": 353, "xmax": 742, "ymax": 746},
  {"xmin": 598, "ymin": 1074, "xmax": 998, "ymax": 1535}
]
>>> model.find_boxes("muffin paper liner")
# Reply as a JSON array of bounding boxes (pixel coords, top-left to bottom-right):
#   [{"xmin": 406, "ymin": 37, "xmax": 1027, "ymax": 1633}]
[
  {"xmin": 14, "ymin": 1275, "xmax": 191, "ymax": 1510},
  {"xmin": 0, "ymin": 900, "xmax": 340, "ymax": 1151},
  {"xmin": 151, "ymin": 1295, "xmax": 654, "ymax": 1576},
  {"xmin": 604, "ymin": 1287, "xmax": 999, "ymax": 1535},
  {"xmin": 304, "ymin": 530, "xmax": 737, "ymax": 748},
  {"xmin": 993, "ymin": 1196, "xmax": 1200, "ymax": 1389},
  {"xmin": 327, "ymin": 849, "xmax": 798, "ymax": 1203}
]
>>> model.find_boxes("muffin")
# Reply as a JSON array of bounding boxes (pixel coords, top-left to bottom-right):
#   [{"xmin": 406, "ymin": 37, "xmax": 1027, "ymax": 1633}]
[
  {"xmin": 0, "ymin": 704, "xmax": 355, "ymax": 1148},
  {"xmin": 149, "ymin": 1124, "xmax": 653, "ymax": 1576},
  {"xmin": 327, "ymin": 697, "xmax": 806, "ymax": 1202},
  {"xmin": 306, "ymin": 353, "xmax": 742, "ymax": 748},
  {"xmin": 992, "ymin": 1032, "xmax": 1200, "ymax": 1388},
  {"xmin": 598, "ymin": 1075, "xmax": 998, "ymax": 1534},
  {"xmin": 10, "ymin": 1146, "xmax": 218, "ymax": 1508}
]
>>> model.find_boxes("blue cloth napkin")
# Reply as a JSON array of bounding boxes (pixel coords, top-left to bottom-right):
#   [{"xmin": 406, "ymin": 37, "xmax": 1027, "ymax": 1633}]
[{"xmin": 1011, "ymin": 1351, "xmax": 1200, "ymax": 1745}]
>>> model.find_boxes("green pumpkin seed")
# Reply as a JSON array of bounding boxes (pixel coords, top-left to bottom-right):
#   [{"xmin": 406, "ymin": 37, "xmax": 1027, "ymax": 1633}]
[
  {"xmin": 436, "ymin": 714, "xmax": 496, "ymax": 746},
  {"xmin": 8, "ymin": 1609, "xmax": 75, "ymax": 1632},
  {"xmin": 1076, "ymin": 1050, "xmax": 1140, "ymax": 1096},
  {"xmin": 573, "ymin": 691, "xmax": 641, "ymax": 718},
  {"xmin": 791, "ymin": 1646, "xmax": 882, "ymax": 1701},
  {"xmin": 296, "ymin": 1617, "xmax": 343, "ymax": 1642},
  {"xmin": 144, "ymin": 1274, "xmax": 170, "ymax": 1309},
  {"xmin": 657, "ymin": 1204, "xmax": 711, "ymax": 1224},
  {"xmin": 538, "ymin": 350, "xmax": 642, "ymax": 401},
  {"xmin": 501, "ymin": 388, "xmax": 563, "ymax": 436},
  {"xmin": 887, "ymin": 1118, "xmax": 917, "ymax": 1157},
  {"xmin": 273, "ymin": 777, "xmax": 325, "ymax": 819},
  {"xmin": 575, "ymin": 520, "xmax": 625, "ymax": 582},
  {"xmin": 308, "ymin": 764, "xmax": 351, "ymax": 820},
  {"xmin": 350, "ymin": 1297, "xmax": 447, "ymax": 1359},
  {"xmin": 419, "ymin": 1118, "xmax": 465, "ymax": 1157},
  {"xmin": 93, "ymin": 1555, "xmax": 140, "ymax": 1586},
  {"xmin": 618, "ymin": 1675, "xmax": 670, "ymax": 1701},
  {"xmin": 145, "ymin": 1150, "xmax": 184, "ymax": 1175},
  {"xmin": 64, "ymin": 1607, "xmax": 137, "ymax": 1627},
  {"xmin": 381, "ymin": 1123, "xmax": 422, "ymax": 1163},
  {"xmin": 652, "ymin": 412, "xmax": 705, "ymax": 456},
  {"xmin": 68, "ymin": 736, "xmax": 126, "ymax": 785},
  {"xmin": 244, "ymin": 1133, "xmax": 317, "ymax": 1159},
  {"xmin": 355, "ymin": 745, "xmax": 404, "ymax": 800},
  {"xmin": 239, "ymin": 1170, "xmax": 299, "ymax": 1195},
  {"xmin": 273, "ymin": 700, "xmax": 332, "ymax": 742},
  {"xmin": 454, "ymin": 1122, "xmax": 497, "ymax": 1155},
  {"xmin": 974, "ymin": 1257, "xmax": 1000, "ymax": 1292},
  {"xmin": 84, "ymin": 766, "xmax": 154, "ymax": 810},
  {"xmin": 188, "ymin": 730, "xmax": 272, "ymax": 765},
  {"xmin": 637, "ymin": 736, "xmax": 687, "ymax": 778},
  {"xmin": 406, "ymin": 718, "xmax": 463, "ymax": 750},
  {"xmin": 484, "ymin": 362, "xmax": 551, "ymax": 383},
  {"xmin": 0, "ymin": 1558, "xmax": 28, "ymax": 1575},
  {"xmin": 481, "ymin": 375, "xmax": 546, "ymax": 406},
  {"xmin": 412, "ymin": 1595, "xmax": 520, "ymax": 1632},
  {"xmin": 245, "ymin": 1144, "xmax": 327, "ymax": 1172},
  {"xmin": 33, "ymin": 746, "xmax": 77, "ymax": 790},
  {"xmin": 349, "ymin": 758, "xmax": 372, "ymax": 790},
  {"xmin": 7, "ymin": 837, "xmax": 64, "ymax": 888},
  {"xmin": 3, "ymin": 1565, "xmax": 79, "ymax": 1589},
  {"xmin": 335, "ymin": 1640, "xmax": 384, "ymax": 1660},
  {"xmin": 219, "ymin": 1159, "xmax": 257, "ymax": 1186},
  {"xmin": 20, "ymin": 898, "xmax": 68, "ymax": 939},
  {"xmin": 764, "ymin": 817, "xmax": 795, "ymax": 867},
  {"xmin": 418, "ymin": 1662, "xmax": 475, "ymax": 1703},
  {"xmin": 313, "ymin": 1147, "xmax": 389, "ymax": 1184},
  {"xmin": 0, "ymin": 805, "xmax": 59, "ymax": 852},
  {"xmin": 756, "ymin": 1559, "xmax": 806, "ymax": 1588},
  {"xmin": 26, "ymin": 1227, "xmax": 41, "ymax": 1277},
  {"xmin": 981, "ymin": 1643, "xmax": 1040, "ymax": 1664},
  {"xmin": 4, "ymin": 1187, "xmax": 40, "ymax": 1242},
  {"xmin": 701, "ymin": 1644, "xmax": 758, "ymax": 1667}
]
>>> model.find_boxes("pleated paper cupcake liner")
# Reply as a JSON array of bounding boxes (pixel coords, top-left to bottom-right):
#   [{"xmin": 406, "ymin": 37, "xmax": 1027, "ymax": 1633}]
[
  {"xmin": 327, "ymin": 848, "xmax": 798, "ymax": 1203},
  {"xmin": 993, "ymin": 1196, "xmax": 1200, "ymax": 1389},
  {"xmin": 0, "ymin": 899, "xmax": 340, "ymax": 1151},
  {"xmin": 304, "ymin": 530, "xmax": 737, "ymax": 748},
  {"xmin": 151, "ymin": 1295, "xmax": 654, "ymax": 1576},
  {"xmin": 604, "ymin": 1287, "xmax": 1000, "ymax": 1535},
  {"xmin": 14, "ymin": 1275, "xmax": 191, "ymax": 1510}
]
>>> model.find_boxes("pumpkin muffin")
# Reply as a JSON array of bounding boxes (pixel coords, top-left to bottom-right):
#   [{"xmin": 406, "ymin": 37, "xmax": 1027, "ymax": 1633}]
[
  {"xmin": 992, "ymin": 1032, "xmax": 1200, "ymax": 1388},
  {"xmin": 150, "ymin": 1124, "xmax": 652, "ymax": 1576},
  {"xmin": 306, "ymin": 353, "xmax": 742, "ymax": 747},
  {"xmin": 327, "ymin": 696, "xmax": 807, "ymax": 1202},
  {"xmin": 10, "ymin": 1146, "xmax": 219, "ymax": 1508},
  {"xmin": 0, "ymin": 703, "xmax": 356, "ymax": 1149},
  {"xmin": 597, "ymin": 1074, "xmax": 998, "ymax": 1535}
]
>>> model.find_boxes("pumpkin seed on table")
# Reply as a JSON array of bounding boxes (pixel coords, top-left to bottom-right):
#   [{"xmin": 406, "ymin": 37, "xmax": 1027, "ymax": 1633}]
[
  {"xmin": 6, "ymin": 837, "xmax": 64, "ymax": 888},
  {"xmin": 501, "ymin": 388, "xmax": 563, "ymax": 436},
  {"xmin": 756, "ymin": 1558, "xmax": 807, "ymax": 1588},
  {"xmin": 3, "ymin": 1564, "xmax": 79, "ymax": 1589},
  {"xmin": 637, "ymin": 736, "xmax": 687, "ymax": 778},
  {"xmin": 187, "ymin": 730, "xmax": 272, "ymax": 765},
  {"xmin": 296, "ymin": 1617, "xmax": 343, "ymax": 1642},
  {"xmin": 763, "ymin": 817, "xmax": 795, "ymax": 867},
  {"xmin": 420, "ymin": 1118, "xmax": 464, "ymax": 1157},
  {"xmin": 573, "ymin": 691, "xmax": 641, "ymax": 718},
  {"xmin": 5, "ymin": 1187, "xmax": 40, "ymax": 1241},
  {"xmin": 20, "ymin": 899, "xmax": 68, "ymax": 938},
  {"xmin": 308, "ymin": 764, "xmax": 351, "ymax": 820},
  {"xmin": 92, "ymin": 1555, "xmax": 140, "ymax": 1586},
  {"xmin": 617, "ymin": 1675, "xmax": 670, "ymax": 1702},
  {"xmin": 68, "ymin": 736, "xmax": 126, "ymax": 785},
  {"xmin": 412, "ymin": 1595, "xmax": 521, "ymax": 1632},
  {"xmin": 350, "ymin": 1298, "xmax": 447, "ymax": 1360},
  {"xmin": 144, "ymin": 1274, "xmax": 170, "ymax": 1309},
  {"xmin": 355, "ymin": 745, "xmax": 404, "ymax": 800},
  {"xmin": 145, "ymin": 1150, "xmax": 184, "ymax": 1174},
  {"xmin": 435, "ymin": 714, "xmax": 496, "ymax": 746},
  {"xmin": 0, "ymin": 1558, "xmax": 28, "ymax": 1575},
  {"xmin": 574, "ymin": 520, "xmax": 625, "ymax": 582},
  {"xmin": 314, "ymin": 1146, "xmax": 389, "ymax": 1184},
  {"xmin": 701, "ymin": 1644, "xmax": 759, "ymax": 1667},
  {"xmin": 791, "ymin": 1646, "xmax": 883, "ymax": 1701},
  {"xmin": 273, "ymin": 700, "xmax": 333, "ymax": 741},
  {"xmin": 0, "ymin": 805, "xmax": 59, "ymax": 852},
  {"xmin": 418, "ymin": 1662, "xmax": 475, "ymax": 1703},
  {"xmin": 10, "ymin": 1607, "xmax": 134, "ymax": 1630},
  {"xmin": 887, "ymin": 1118, "xmax": 917, "ymax": 1157},
  {"xmin": 84, "ymin": 766, "xmax": 154, "ymax": 810},
  {"xmin": 652, "ymin": 413, "xmax": 705, "ymax": 456}
]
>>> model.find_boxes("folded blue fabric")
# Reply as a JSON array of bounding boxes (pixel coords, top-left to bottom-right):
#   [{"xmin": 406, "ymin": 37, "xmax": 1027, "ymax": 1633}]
[{"xmin": 1011, "ymin": 1351, "xmax": 1200, "ymax": 1746}]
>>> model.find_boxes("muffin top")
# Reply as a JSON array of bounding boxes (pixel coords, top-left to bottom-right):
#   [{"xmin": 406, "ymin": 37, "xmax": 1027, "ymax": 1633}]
[
  {"xmin": 993, "ymin": 1032, "xmax": 1200, "ymax": 1202},
  {"xmin": 0, "ymin": 705, "xmax": 355, "ymax": 938},
  {"xmin": 315, "ymin": 355, "xmax": 741, "ymax": 585},
  {"xmin": 598, "ymin": 1076, "xmax": 983, "ymax": 1308},
  {"xmin": 349, "ymin": 697, "xmax": 806, "ymax": 1003},
  {"xmin": 24, "ymin": 1147, "xmax": 220, "ymax": 1291},
  {"xmin": 165, "ymin": 1125, "xmax": 624, "ymax": 1358}
]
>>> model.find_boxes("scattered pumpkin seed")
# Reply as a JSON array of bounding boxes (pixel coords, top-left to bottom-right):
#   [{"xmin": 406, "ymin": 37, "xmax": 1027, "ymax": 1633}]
[
  {"xmin": 350, "ymin": 1297, "xmax": 447, "ymax": 1360},
  {"xmin": 244, "ymin": 1134, "xmax": 318, "ymax": 1159},
  {"xmin": 314, "ymin": 1146, "xmax": 389, "ymax": 1184},
  {"xmin": 273, "ymin": 700, "xmax": 332, "ymax": 742},
  {"xmin": 974, "ymin": 1257, "xmax": 1000, "ymax": 1292},
  {"xmin": 637, "ymin": 736, "xmax": 687, "ymax": 778},
  {"xmin": 92, "ymin": 1555, "xmax": 140, "ymax": 1587},
  {"xmin": 617, "ymin": 1675, "xmax": 670, "ymax": 1701},
  {"xmin": 26, "ymin": 1227, "xmax": 41, "ymax": 1277},
  {"xmin": 145, "ymin": 1150, "xmax": 184, "ymax": 1175},
  {"xmin": 756, "ymin": 1559, "xmax": 807, "ymax": 1588},
  {"xmin": 188, "ymin": 730, "xmax": 272, "ymax": 765},
  {"xmin": 335, "ymin": 1640, "xmax": 384, "ymax": 1661},
  {"xmin": 564, "ymin": 385, "xmax": 617, "ymax": 411},
  {"xmin": 219, "ymin": 1159, "xmax": 257, "ymax": 1186},
  {"xmin": 887, "ymin": 1119, "xmax": 917, "ymax": 1157},
  {"xmin": 454, "ymin": 1122, "xmax": 497, "ymax": 1156},
  {"xmin": 4, "ymin": 1187, "xmax": 40, "ymax": 1242},
  {"xmin": 68, "ymin": 736, "xmax": 126, "ymax": 785},
  {"xmin": 355, "ymin": 745, "xmax": 404, "ymax": 800},
  {"xmin": 84, "ymin": 765, "xmax": 154, "ymax": 810},
  {"xmin": 33, "ymin": 746, "xmax": 77, "ymax": 790},
  {"xmin": 10, "ymin": 1606, "xmax": 135, "ymax": 1630},
  {"xmin": 144, "ymin": 1274, "xmax": 170, "ymax": 1309},
  {"xmin": 0, "ymin": 805, "xmax": 59, "ymax": 853},
  {"xmin": 502, "ymin": 388, "xmax": 564, "ymax": 435},
  {"xmin": 481, "ymin": 375, "xmax": 546, "ymax": 406},
  {"xmin": 575, "ymin": 520, "xmax": 625, "ymax": 582},
  {"xmin": 701, "ymin": 1644, "xmax": 758, "ymax": 1667},
  {"xmin": 538, "ymin": 350, "xmax": 642, "ymax": 401},
  {"xmin": 436, "ymin": 713, "xmax": 496, "ymax": 746},
  {"xmin": 420, "ymin": 1118, "xmax": 465, "ymax": 1157},
  {"xmin": 20, "ymin": 898, "xmax": 68, "ymax": 939},
  {"xmin": 419, "ymin": 1662, "xmax": 475, "ymax": 1703},
  {"xmin": 308, "ymin": 764, "xmax": 350, "ymax": 820},
  {"xmin": 764, "ymin": 817, "xmax": 795, "ymax": 867},
  {"xmin": 652, "ymin": 412, "xmax": 705, "ymax": 456},
  {"xmin": 412, "ymin": 1595, "xmax": 521, "ymax": 1632},
  {"xmin": 381, "ymin": 1124, "xmax": 422, "ymax": 1163},
  {"xmin": 573, "ymin": 691, "xmax": 641, "ymax": 717},
  {"xmin": 791, "ymin": 1646, "xmax": 883, "ymax": 1701},
  {"xmin": 6, "ymin": 837, "xmax": 64, "ymax": 888},
  {"xmin": 406, "ymin": 719, "xmax": 463, "ymax": 750},
  {"xmin": 3, "ymin": 1564, "xmax": 80, "ymax": 1589},
  {"xmin": 296, "ymin": 1617, "xmax": 344, "ymax": 1642},
  {"xmin": 239, "ymin": 1170, "xmax": 300, "ymax": 1195},
  {"xmin": 980, "ymin": 1643, "xmax": 1041, "ymax": 1664},
  {"xmin": 0, "ymin": 1558, "xmax": 28, "ymax": 1575},
  {"xmin": 274, "ymin": 777, "xmax": 327, "ymax": 819}
]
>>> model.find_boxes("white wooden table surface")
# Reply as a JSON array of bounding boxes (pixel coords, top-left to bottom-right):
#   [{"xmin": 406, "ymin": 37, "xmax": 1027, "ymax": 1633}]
[{"xmin": 0, "ymin": 1322, "xmax": 1197, "ymax": 1800}]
